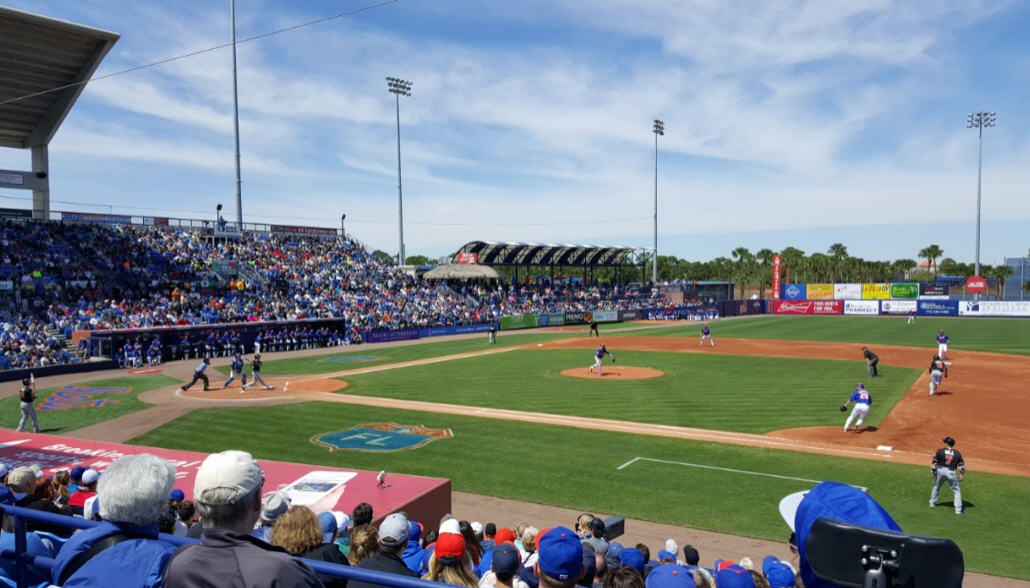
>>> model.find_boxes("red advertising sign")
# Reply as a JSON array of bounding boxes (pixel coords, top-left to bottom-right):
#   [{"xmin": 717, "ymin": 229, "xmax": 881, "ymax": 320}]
[
  {"xmin": 965, "ymin": 275, "xmax": 987, "ymax": 294},
  {"xmin": 773, "ymin": 300, "xmax": 843, "ymax": 315},
  {"xmin": 455, "ymin": 252, "xmax": 478, "ymax": 264},
  {"xmin": 771, "ymin": 255, "xmax": 782, "ymax": 300}
]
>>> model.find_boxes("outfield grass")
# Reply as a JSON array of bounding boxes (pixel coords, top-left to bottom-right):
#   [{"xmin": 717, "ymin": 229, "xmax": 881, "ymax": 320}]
[
  {"xmin": 130, "ymin": 402, "xmax": 1030, "ymax": 580},
  {"xmin": 0, "ymin": 374, "xmax": 179, "ymax": 433},
  {"xmin": 622, "ymin": 315, "xmax": 1030, "ymax": 355},
  {"xmin": 333, "ymin": 349, "xmax": 920, "ymax": 433}
]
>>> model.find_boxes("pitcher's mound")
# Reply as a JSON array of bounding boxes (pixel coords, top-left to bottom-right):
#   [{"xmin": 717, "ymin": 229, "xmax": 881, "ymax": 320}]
[{"xmin": 561, "ymin": 366, "xmax": 665, "ymax": 380}]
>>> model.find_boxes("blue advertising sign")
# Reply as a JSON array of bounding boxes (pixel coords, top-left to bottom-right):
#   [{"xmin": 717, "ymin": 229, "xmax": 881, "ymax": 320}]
[
  {"xmin": 364, "ymin": 328, "xmax": 420, "ymax": 343},
  {"xmin": 781, "ymin": 283, "xmax": 807, "ymax": 300},
  {"xmin": 917, "ymin": 300, "xmax": 959, "ymax": 317},
  {"xmin": 417, "ymin": 323, "xmax": 492, "ymax": 338}
]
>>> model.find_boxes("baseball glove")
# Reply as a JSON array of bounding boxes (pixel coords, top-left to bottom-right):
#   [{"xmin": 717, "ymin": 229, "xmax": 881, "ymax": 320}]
[{"xmin": 839, "ymin": 405, "xmax": 847, "ymax": 412}]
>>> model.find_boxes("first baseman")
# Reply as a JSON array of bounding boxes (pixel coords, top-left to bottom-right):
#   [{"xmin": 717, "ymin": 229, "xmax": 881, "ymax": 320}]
[
  {"xmin": 842, "ymin": 382, "xmax": 872, "ymax": 432},
  {"xmin": 928, "ymin": 354, "xmax": 948, "ymax": 396},
  {"xmin": 930, "ymin": 436, "xmax": 965, "ymax": 514},
  {"xmin": 700, "ymin": 324, "xmax": 715, "ymax": 347},
  {"xmin": 936, "ymin": 329, "xmax": 951, "ymax": 359},
  {"xmin": 588, "ymin": 344, "xmax": 614, "ymax": 376}
]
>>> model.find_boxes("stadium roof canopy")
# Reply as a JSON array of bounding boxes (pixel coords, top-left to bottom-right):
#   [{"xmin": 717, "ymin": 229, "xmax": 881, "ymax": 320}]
[
  {"xmin": 0, "ymin": 6, "xmax": 119, "ymax": 149},
  {"xmin": 456, "ymin": 241, "xmax": 640, "ymax": 267}
]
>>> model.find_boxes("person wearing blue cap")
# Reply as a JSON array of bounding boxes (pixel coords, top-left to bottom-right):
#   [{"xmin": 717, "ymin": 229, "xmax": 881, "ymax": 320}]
[
  {"xmin": 535, "ymin": 526, "xmax": 584, "ymax": 588},
  {"xmin": 714, "ymin": 564, "xmax": 756, "ymax": 588},
  {"xmin": 618, "ymin": 547, "xmax": 645, "ymax": 576},
  {"xmin": 645, "ymin": 563, "xmax": 696, "ymax": 588},
  {"xmin": 761, "ymin": 555, "xmax": 797, "ymax": 588}
]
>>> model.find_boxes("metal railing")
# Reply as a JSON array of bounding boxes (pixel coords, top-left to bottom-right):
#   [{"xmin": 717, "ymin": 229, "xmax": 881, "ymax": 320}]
[{"xmin": 0, "ymin": 505, "xmax": 446, "ymax": 588}]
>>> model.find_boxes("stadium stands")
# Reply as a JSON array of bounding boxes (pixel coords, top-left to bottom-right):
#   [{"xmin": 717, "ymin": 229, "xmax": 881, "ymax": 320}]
[{"xmin": 1, "ymin": 219, "xmax": 664, "ymax": 371}]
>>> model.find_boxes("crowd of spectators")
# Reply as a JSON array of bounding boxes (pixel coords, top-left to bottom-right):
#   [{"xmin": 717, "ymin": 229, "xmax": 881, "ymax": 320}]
[
  {"xmin": 1, "ymin": 219, "xmax": 667, "ymax": 371},
  {"xmin": 0, "ymin": 451, "xmax": 799, "ymax": 587}
]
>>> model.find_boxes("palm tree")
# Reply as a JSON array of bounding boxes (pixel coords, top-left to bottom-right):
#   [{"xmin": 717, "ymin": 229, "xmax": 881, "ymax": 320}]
[
  {"xmin": 918, "ymin": 245, "xmax": 943, "ymax": 278},
  {"xmin": 731, "ymin": 247, "xmax": 754, "ymax": 297},
  {"xmin": 989, "ymin": 265, "xmax": 1014, "ymax": 298},
  {"xmin": 828, "ymin": 243, "xmax": 849, "ymax": 282},
  {"xmin": 756, "ymin": 248, "xmax": 775, "ymax": 297},
  {"xmin": 780, "ymin": 247, "xmax": 804, "ymax": 283},
  {"xmin": 892, "ymin": 259, "xmax": 918, "ymax": 280}
]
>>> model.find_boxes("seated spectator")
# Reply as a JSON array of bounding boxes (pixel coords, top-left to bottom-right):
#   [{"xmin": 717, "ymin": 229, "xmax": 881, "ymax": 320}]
[
  {"xmin": 761, "ymin": 556, "xmax": 796, "ymax": 588},
  {"xmin": 402, "ymin": 519, "xmax": 425, "ymax": 573},
  {"xmin": 51, "ymin": 454, "xmax": 179, "ymax": 587},
  {"xmin": 423, "ymin": 529, "xmax": 477, "ymax": 587},
  {"xmin": 582, "ymin": 518, "xmax": 608, "ymax": 555},
  {"xmin": 7, "ymin": 466, "xmax": 73, "ymax": 536},
  {"xmin": 578, "ymin": 549, "xmax": 597, "ymax": 588},
  {"xmin": 162, "ymin": 450, "xmax": 321, "ymax": 587},
  {"xmin": 348, "ymin": 513, "xmax": 418, "ymax": 588},
  {"xmin": 480, "ymin": 541, "xmax": 529, "ymax": 588},
  {"xmin": 618, "ymin": 548, "xmax": 645, "ymax": 576},
  {"xmin": 604, "ymin": 567, "xmax": 644, "ymax": 588},
  {"xmin": 67, "ymin": 468, "xmax": 99, "ymax": 515},
  {"xmin": 53, "ymin": 469, "xmax": 72, "ymax": 506},
  {"xmin": 644, "ymin": 564, "xmax": 695, "ymax": 588},
  {"xmin": 347, "ymin": 523, "xmax": 378, "ymax": 566},
  {"xmin": 332, "ymin": 510, "xmax": 351, "ymax": 554},
  {"xmin": 591, "ymin": 551, "xmax": 608, "ymax": 588},
  {"xmin": 715, "ymin": 564, "xmax": 756, "ymax": 588},
  {"xmin": 177, "ymin": 499, "xmax": 197, "ymax": 532},
  {"xmin": 535, "ymin": 526, "xmax": 584, "ymax": 588},
  {"xmin": 253, "ymin": 490, "xmax": 291, "ymax": 542},
  {"xmin": 521, "ymin": 526, "xmax": 539, "ymax": 567},
  {"xmin": 269, "ymin": 506, "xmax": 349, "ymax": 588}
]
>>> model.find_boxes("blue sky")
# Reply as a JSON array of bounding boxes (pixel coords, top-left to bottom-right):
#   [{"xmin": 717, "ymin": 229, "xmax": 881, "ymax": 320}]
[{"xmin": 1, "ymin": 0, "xmax": 1028, "ymax": 265}]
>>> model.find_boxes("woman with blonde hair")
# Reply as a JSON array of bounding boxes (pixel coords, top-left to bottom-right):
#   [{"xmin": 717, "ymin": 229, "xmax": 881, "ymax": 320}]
[
  {"xmin": 423, "ymin": 532, "xmax": 478, "ymax": 587},
  {"xmin": 349, "ymin": 523, "xmax": 380, "ymax": 565},
  {"xmin": 270, "ymin": 506, "xmax": 349, "ymax": 588},
  {"xmin": 52, "ymin": 470, "xmax": 72, "ymax": 506}
]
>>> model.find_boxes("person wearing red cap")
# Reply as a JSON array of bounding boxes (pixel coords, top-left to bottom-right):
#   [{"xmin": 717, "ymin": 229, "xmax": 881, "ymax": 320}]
[{"xmin": 423, "ymin": 531, "xmax": 477, "ymax": 586}]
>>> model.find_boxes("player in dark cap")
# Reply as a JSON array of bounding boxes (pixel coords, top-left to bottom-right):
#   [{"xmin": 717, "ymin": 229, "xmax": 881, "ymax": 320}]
[{"xmin": 930, "ymin": 436, "xmax": 965, "ymax": 514}]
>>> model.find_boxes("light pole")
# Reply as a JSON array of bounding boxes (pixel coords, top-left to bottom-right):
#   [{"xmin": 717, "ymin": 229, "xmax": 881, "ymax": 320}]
[
  {"xmin": 230, "ymin": 0, "xmax": 243, "ymax": 230},
  {"xmin": 340, "ymin": 214, "xmax": 346, "ymax": 239},
  {"xmin": 387, "ymin": 77, "xmax": 412, "ymax": 265},
  {"xmin": 652, "ymin": 119, "xmax": 664, "ymax": 284},
  {"xmin": 967, "ymin": 111, "xmax": 995, "ymax": 279}
]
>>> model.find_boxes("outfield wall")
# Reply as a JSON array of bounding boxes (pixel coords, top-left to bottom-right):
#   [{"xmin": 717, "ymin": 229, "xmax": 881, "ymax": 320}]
[
  {"xmin": 772, "ymin": 298, "xmax": 1030, "ymax": 318},
  {"xmin": 498, "ymin": 302, "xmax": 761, "ymax": 331}
]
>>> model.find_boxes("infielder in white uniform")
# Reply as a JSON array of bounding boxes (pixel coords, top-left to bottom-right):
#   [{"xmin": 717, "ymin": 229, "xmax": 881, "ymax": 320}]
[
  {"xmin": 842, "ymin": 382, "xmax": 872, "ymax": 433},
  {"xmin": 588, "ymin": 344, "xmax": 614, "ymax": 376},
  {"xmin": 700, "ymin": 325, "xmax": 714, "ymax": 347},
  {"xmin": 936, "ymin": 330, "xmax": 951, "ymax": 359}
]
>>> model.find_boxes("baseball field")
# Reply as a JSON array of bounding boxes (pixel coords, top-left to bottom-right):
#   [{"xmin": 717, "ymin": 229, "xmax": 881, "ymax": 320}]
[{"xmin": 6, "ymin": 315, "xmax": 1030, "ymax": 580}]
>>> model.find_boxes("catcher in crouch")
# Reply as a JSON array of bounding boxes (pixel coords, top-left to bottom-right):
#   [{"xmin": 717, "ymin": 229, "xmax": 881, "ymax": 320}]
[{"xmin": 588, "ymin": 344, "xmax": 615, "ymax": 376}]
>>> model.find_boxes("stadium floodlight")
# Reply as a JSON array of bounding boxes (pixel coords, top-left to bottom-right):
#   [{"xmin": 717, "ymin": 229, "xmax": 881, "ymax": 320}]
[
  {"xmin": 231, "ymin": 0, "xmax": 243, "ymax": 229},
  {"xmin": 387, "ymin": 77, "xmax": 413, "ymax": 265},
  {"xmin": 966, "ymin": 111, "xmax": 996, "ymax": 282},
  {"xmin": 652, "ymin": 119, "xmax": 665, "ymax": 284}
]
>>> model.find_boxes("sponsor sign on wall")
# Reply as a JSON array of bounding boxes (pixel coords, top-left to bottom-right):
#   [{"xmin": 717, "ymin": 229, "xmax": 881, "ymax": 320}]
[
  {"xmin": 861, "ymin": 284, "xmax": 890, "ymax": 299},
  {"xmin": 772, "ymin": 255, "xmax": 782, "ymax": 300},
  {"xmin": 417, "ymin": 324, "xmax": 491, "ymax": 338},
  {"xmin": 834, "ymin": 283, "xmax": 862, "ymax": 300},
  {"xmin": 0, "ymin": 207, "xmax": 32, "ymax": 218},
  {"xmin": 538, "ymin": 313, "xmax": 566, "ymax": 327},
  {"xmin": 958, "ymin": 301, "xmax": 1030, "ymax": 317},
  {"xmin": 0, "ymin": 281, "xmax": 12, "ymax": 291},
  {"xmin": 63, "ymin": 211, "xmax": 131, "ymax": 224},
  {"xmin": 807, "ymin": 284, "xmax": 834, "ymax": 300},
  {"xmin": 965, "ymin": 276, "xmax": 987, "ymax": 294},
  {"xmin": 500, "ymin": 314, "xmax": 541, "ymax": 330},
  {"xmin": 781, "ymin": 283, "xmax": 807, "ymax": 300},
  {"xmin": 455, "ymin": 252, "xmax": 478, "ymax": 264},
  {"xmin": 917, "ymin": 300, "xmax": 959, "ymax": 317},
  {"xmin": 890, "ymin": 283, "xmax": 919, "ymax": 299},
  {"xmin": 564, "ymin": 311, "xmax": 586, "ymax": 325},
  {"xmin": 773, "ymin": 300, "xmax": 842, "ymax": 315},
  {"xmin": 619, "ymin": 309, "xmax": 642, "ymax": 321},
  {"xmin": 844, "ymin": 300, "xmax": 880, "ymax": 315},
  {"xmin": 364, "ymin": 328, "xmax": 420, "ymax": 343},
  {"xmin": 591, "ymin": 310, "xmax": 620, "ymax": 322},
  {"xmin": 881, "ymin": 300, "xmax": 917, "ymax": 314},
  {"xmin": 271, "ymin": 224, "xmax": 337, "ymax": 237},
  {"xmin": 919, "ymin": 283, "xmax": 949, "ymax": 297}
]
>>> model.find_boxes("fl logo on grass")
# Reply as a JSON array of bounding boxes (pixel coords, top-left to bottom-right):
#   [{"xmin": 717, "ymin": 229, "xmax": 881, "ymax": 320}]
[{"xmin": 313, "ymin": 422, "xmax": 453, "ymax": 452}]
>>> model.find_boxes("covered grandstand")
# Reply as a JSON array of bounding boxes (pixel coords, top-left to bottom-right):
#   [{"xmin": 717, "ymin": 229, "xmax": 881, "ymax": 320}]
[{"xmin": 454, "ymin": 240, "xmax": 644, "ymax": 283}]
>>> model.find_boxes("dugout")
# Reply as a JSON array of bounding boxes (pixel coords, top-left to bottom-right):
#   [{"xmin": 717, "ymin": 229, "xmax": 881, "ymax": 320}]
[{"xmin": 454, "ymin": 241, "xmax": 643, "ymax": 283}]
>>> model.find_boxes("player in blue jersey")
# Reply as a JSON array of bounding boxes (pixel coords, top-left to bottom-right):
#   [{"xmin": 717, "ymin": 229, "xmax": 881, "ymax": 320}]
[
  {"xmin": 222, "ymin": 353, "xmax": 248, "ymax": 389},
  {"xmin": 842, "ymin": 382, "xmax": 872, "ymax": 433},
  {"xmin": 700, "ymin": 324, "xmax": 715, "ymax": 347},
  {"xmin": 936, "ymin": 330, "xmax": 951, "ymax": 360},
  {"xmin": 588, "ymin": 344, "xmax": 615, "ymax": 376}
]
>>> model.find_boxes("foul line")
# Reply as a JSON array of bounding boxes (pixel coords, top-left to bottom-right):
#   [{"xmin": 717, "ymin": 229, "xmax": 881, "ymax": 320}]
[{"xmin": 616, "ymin": 457, "xmax": 867, "ymax": 491}]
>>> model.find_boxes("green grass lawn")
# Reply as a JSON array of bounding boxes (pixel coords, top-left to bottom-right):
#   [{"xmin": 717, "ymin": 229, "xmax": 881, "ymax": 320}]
[
  {"xmin": 0, "ymin": 374, "xmax": 179, "ymax": 433},
  {"xmin": 623, "ymin": 315, "xmax": 1030, "ymax": 355},
  {"xmin": 130, "ymin": 402, "xmax": 1030, "ymax": 580},
  {"xmin": 332, "ymin": 349, "xmax": 918, "ymax": 433}
]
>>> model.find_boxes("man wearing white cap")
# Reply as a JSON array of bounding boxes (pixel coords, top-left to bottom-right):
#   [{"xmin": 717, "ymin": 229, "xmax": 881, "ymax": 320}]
[
  {"xmin": 162, "ymin": 450, "xmax": 321, "ymax": 587},
  {"xmin": 348, "ymin": 512, "xmax": 418, "ymax": 588}
]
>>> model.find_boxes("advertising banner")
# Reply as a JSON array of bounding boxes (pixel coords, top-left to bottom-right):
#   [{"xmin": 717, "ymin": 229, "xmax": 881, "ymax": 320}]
[
  {"xmin": 958, "ymin": 301, "xmax": 1030, "ymax": 317},
  {"xmin": 63, "ymin": 211, "xmax": 131, "ymax": 224},
  {"xmin": 0, "ymin": 281, "xmax": 12, "ymax": 291},
  {"xmin": 214, "ymin": 224, "xmax": 242, "ymax": 239},
  {"xmin": 917, "ymin": 300, "xmax": 959, "ymax": 317},
  {"xmin": 881, "ymin": 300, "xmax": 917, "ymax": 315},
  {"xmin": 965, "ymin": 276, "xmax": 987, "ymax": 294},
  {"xmin": 773, "ymin": 300, "xmax": 842, "ymax": 315},
  {"xmin": 455, "ymin": 252, "xmax": 478, "ymax": 264},
  {"xmin": 538, "ymin": 313, "xmax": 566, "ymax": 327},
  {"xmin": 771, "ymin": 255, "xmax": 782, "ymax": 300},
  {"xmin": 889, "ymin": 283, "xmax": 919, "ymax": 299},
  {"xmin": 364, "ymin": 328, "xmax": 420, "ymax": 343},
  {"xmin": 271, "ymin": 224, "xmax": 337, "ymax": 237},
  {"xmin": 807, "ymin": 284, "xmax": 834, "ymax": 300},
  {"xmin": 619, "ymin": 309, "xmax": 642, "ymax": 321},
  {"xmin": 919, "ymin": 283, "xmax": 949, "ymax": 297},
  {"xmin": 590, "ymin": 310, "xmax": 620, "ymax": 323},
  {"xmin": 861, "ymin": 284, "xmax": 890, "ymax": 299},
  {"xmin": 418, "ymin": 323, "xmax": 492, "ymax": 338},
  {"xmin": 0, "ymin": 207, "xmax": 32, "ymax": 218},
  {"xmin": 500, "ymin": 314, "xmax": 541, "ymax": 330},
  {"xmin": 834, "ymin": 283, "xmax": 862, "ymax": 300},
  {"xmin": 781, "ymin": 283, "xmax": 807, "ymax": 300},
  {"xmin": 564, "ymin": 312, "xmax": 586, "ymax": 325},
  {"xmin": 844, "ymin": 300, "xmax": 880, "ymax": 315}
]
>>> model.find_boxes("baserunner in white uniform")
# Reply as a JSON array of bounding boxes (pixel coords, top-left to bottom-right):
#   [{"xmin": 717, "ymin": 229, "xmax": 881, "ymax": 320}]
[{"xmin": 842, "ymin": 382, "xmax": 872, "ymax": 433}]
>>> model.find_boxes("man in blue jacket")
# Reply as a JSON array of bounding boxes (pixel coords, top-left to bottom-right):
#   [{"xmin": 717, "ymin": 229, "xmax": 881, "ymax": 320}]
[{"xmin": 52, "ymin": 454, "xmax": 179, "ymax": 587}]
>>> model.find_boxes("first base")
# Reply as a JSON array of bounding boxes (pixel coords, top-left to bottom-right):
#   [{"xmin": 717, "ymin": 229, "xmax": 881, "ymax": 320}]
[
  {"xmin": 536, "ymin": 343, "xmax": 543, "ymax": 347},
  {"xmin": 876, "ymin": 445, "xmax": 894, "ymax": 452}
]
